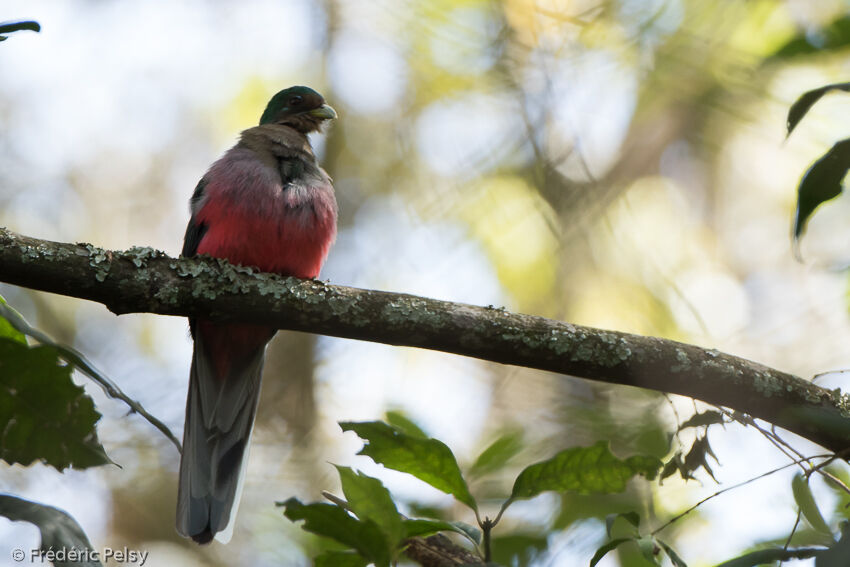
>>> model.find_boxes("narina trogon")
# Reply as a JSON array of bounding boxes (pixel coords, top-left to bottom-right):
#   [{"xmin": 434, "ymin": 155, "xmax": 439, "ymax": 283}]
[{"xmin": 176, "ymin": 86, "xmax": 338, "ymax": 544}]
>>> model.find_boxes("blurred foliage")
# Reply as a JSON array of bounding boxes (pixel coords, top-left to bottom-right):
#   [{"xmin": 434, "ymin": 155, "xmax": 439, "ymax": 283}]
[
  {"xmin": 0, "ymin": 299, "xmax": 109, "ymax": 471},
  {"xmin": 286, "ymin": 420, "xmax": 664, "ymax": 566},
  {"xmin": 4, "ymin": 0, "xmax": 850, "ymax": 566},
  {"xmin": 786, "ymin": 83, "xmax": 850, "ymax": 255}
]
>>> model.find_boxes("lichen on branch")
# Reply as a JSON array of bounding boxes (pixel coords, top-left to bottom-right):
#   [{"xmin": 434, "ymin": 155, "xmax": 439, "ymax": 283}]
[{"xmin": 1, "ymin": 226, "xmax": 849, "ymax": 453}]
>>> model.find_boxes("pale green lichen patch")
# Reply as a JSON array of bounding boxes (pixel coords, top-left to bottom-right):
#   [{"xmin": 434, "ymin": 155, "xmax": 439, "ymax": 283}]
[
  {"xmin": 547, "ymin": 328, "xmax": 572, "ymax": 356},
  {"xmin": 153, "ymin": 285, "xmax": 180, "ymax": 306},
  {"xmin": 172, "ymin": 259, "xmax": 207, "ymax": 278},
  {"xmin": 255, "ymin": 276, "xmax": 288, "ymax": 298},
  {"xmin": 85, "ymin": 244, "xmax": 112, "ymax": 282},
  {"xmin": 750, "ymin": 370, "xmax": 788, "ymax": 398},
  {"xmin": 570, "ymin": 341, "xmax": 595, "ymax": 362},
  {"xmin": 554, "ymin": 328, "xmax": 632, "ymax": 367},
  {"xmin": 124, "ymin": 246, "xmax": 165, "ymax": 267},
  {"xmin": 382, "ymin": 298, "xmax": 448, "ymax": 328},
  {"xmin": 327, "ymin": 294, "xmax": 368, "ymax": 324},
  {"xmin": 17, "ymin": 244, "xmax": 41, "ymax": 263}
]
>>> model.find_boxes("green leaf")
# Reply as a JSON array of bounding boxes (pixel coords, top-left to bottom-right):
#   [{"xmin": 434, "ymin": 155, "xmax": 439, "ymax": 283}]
[
  {"xmin": 469, "ymin": 429, "xmax": 524, "ymax": 478},
  {"xmin": 792, "ymin": 138, "xmax": 850, "ymax": 248},
  {"xmin": 817, "ymin": 521, "xmax": 850, "ymax": 566},
  {"xmin": 605, "ymin": 511, "xmax": 640, "ymax": 538},
  {"xmin": 0, "ymin": 297, "xmax": 26, "ymax": 344},
  {"xmin": 448, "ymin": 520, "xmax": 482, "ymax": 545},
  {"xmin": 714, "ymin": 547, "xmax": 821, "ymax": 567},
  {"xmin": 771, "ymin": 16, "xmax": 850, "ymax": 60},
  {"xmin": 278, "ymin": 498, "xmax": 391, "ymax": 567},
  {"xmin": 314, "ymin": 551, "xmax": 369, "ymax": 567},
  {"xmin": 340, "ymin": 421, "xmax": 478, "ymax": 513},
  {"xmin": 683, "ymin": 436, "xmax": 719, "ymax": 483},
  {"xmin": 589, "ymin": 538, "xmax": 633, "ymax": 567},
  {"xmin": 786, "ymin": 82, "xmax": 850, "ymax": 138},
  {"xmin": 509, "ymin": 441, "xmax": 662, "ymax": 501},
  {"xmin": 0, "ymin": 494, "xmax": 102, "ymax": 567},
  {"xmin": 657, "ymin": 539, "xmax": 688, "ymax": 567},
  {"xmin": 679, "ymin": 411, "xmax": 724, "ymax": 431},
  {"xmin": 0, "ymin": 340, "xmax": 110, "ymax": 470},
  {"xmin": 0, "ymin": 20, "xmax": 40, "ymax": 40},
  {"xmin": 384, "ymin": 410, "xmax": 428, "ymax": 438},
  {"xmin": 402, "ymin": 518, "xmax": 481, "ymax": 545},
  {"xmin": 336, "ymin": 466, "xmax": 404, "ymax": 551},
  {"xmin": 637, "ymin": 536, "xmax": 661, "ymax": 565},
  {"xmin": 792, "ymin": 473, "xmax": 834, "ymax": 541},
  {"xmin": 660, "ymin": 452, "xmax": 688, "ymax": 483},
  {"xmin": 406, "ymin": 502, "xmax": 448, "ymax": 520},
  {"xmin": 0, "ymin": 302, "xmax": 181, "ymax": 451},
  {"xmin": 402, "ymin": 518, "xmax": 453, "ymax": 538}
]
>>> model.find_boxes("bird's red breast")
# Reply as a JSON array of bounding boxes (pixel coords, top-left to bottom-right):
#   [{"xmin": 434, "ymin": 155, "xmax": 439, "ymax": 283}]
[{"xmin": 193, "ymin": 149, "xmax": 337, "ymax": 279}]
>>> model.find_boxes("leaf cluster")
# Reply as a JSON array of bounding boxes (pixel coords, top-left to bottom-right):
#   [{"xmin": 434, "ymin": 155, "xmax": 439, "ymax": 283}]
[{"xmin": 280, "ymin": 419, "xmax": 662, "ymax": 566}]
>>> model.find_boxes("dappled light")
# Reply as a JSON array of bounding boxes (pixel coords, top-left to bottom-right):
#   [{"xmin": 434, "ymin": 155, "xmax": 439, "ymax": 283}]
[{"xmin": 4, "ymin": 1, "xmax": 850, "ymax": 565}]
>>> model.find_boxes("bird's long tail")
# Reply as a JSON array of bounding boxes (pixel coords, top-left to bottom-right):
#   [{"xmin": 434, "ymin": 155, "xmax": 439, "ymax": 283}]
[{"xmin": 176, "ymin": 321, "xmax": 274, "ymax": 544}]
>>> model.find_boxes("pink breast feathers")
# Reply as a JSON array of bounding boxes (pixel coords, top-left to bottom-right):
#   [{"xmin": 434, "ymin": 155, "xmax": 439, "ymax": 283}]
[{"xmin": 194, "ymin": 162, "xmax": 337, "ymax": 279}]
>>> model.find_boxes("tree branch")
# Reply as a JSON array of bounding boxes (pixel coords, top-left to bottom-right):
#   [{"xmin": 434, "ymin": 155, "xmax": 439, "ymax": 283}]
[
  {"xmin": 2, "ymin": 227, "xmax": 850, "ymax": 453},
  {"xmin": 404, "ymin": 533, "xmax": 483, "ymax": 566}
]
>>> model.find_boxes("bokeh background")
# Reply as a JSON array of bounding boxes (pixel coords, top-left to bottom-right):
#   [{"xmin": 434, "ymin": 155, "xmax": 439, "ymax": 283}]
[{"xmin": 3, "ymin": 1, "xmax": 850, "ymax": 565}]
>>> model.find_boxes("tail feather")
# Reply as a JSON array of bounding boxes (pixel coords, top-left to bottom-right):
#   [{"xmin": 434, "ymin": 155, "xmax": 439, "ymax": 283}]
[{"xmin": 177, "ymin": 323, "xmax": 272, "ymax": 543}]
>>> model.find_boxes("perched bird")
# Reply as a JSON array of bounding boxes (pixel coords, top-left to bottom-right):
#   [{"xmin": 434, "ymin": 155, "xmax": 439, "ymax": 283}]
[{"xmin": 176, "ymin": 86, "xmax": 338, "ymax": 544}]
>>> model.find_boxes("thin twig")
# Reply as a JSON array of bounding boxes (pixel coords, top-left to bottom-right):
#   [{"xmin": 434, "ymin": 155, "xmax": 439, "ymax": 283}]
[
  {"xmin": 651, "ymin": 454, "xmax": 833, "ymax": 535},
  {"xmin": 782, "ymin": 508, "xmax": 802, "ymax": 556},
  {"xmin": 812, "ymin": 368, "xmax": 850, "ymax": 383}
]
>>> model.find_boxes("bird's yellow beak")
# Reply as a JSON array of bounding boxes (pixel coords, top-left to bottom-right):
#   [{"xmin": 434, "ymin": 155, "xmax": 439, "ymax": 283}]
[{"xmin": 308, "ymin": 104, "xmax": 337, "ymax": 120}]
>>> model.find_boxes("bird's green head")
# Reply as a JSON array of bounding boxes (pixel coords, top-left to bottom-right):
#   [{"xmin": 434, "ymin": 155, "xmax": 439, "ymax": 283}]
[{"xmin": 259, "ymin": 86, "xmax": 337, "ymax": 134}]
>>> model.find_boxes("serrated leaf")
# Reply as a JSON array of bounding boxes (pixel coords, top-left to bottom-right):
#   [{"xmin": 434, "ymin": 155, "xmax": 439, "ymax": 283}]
[
  {"xmin": 402, "ymin": 518, "xmax": 481, "ymax": 545},
  {"xmin": 0, "ymin": 340, "xmax": 110, "ymax": 470},
  {"xmin": 683, "ymin": 436, "xmax": 719, "ymax": 483},
  {"xmin": 679, "ymin": 411, "xmax": 724, "ymax": 431},
  {"xmin": 714, "ymin": 547, "xmax": 820, "ymax": 567},
  {"xmin": 792, "ymin": 138, "xmax": 850, "ymax": 248},
  {"xmin": 589, "ymin": 538, "xmax": 633, "ymax": 567},
  {"xmin": 0, "ymin": 494, "xmax": 102, "ymax": 567},
  {"xmin": 340, "ymin": 421, "xmax": 477, "ymax": 513},
  {"xmin": 0, "ymin": 297, "xmax": 26, "ymax": 344},
  {"xmin": 314, "ymin": 551, "xmax": 369, "ymax": 567},
  {"xmin": 660, "ymin": 453, "xmax": 688, "ymax": 483},
  {"xmin": 792, "ymin": 473, "xmax": 834, "ymax": 541},
  {"xmin": 279, "ymin": 498, "xmax": 390, "ymax": 567},
  {"xmin": 657, "ymin": 539, "xmax": 688, "ymax": 567},
  {"xmin": 469, "ymin": 430, "xmax": 524, "ymax": 478},
  {"xmin": 384, "ymin": 410, "xmax": 428, "ymax": 438},
  {"xmin": 786, "ymin": 82, "xmax": 850, "ymax": 138},
  {"xmin": 336, "ymin": 466, "xmax": 404, "ymax": 551},
  {"xmin": 509, "ymin": 441, "xmax": 662, "ymax": 501},
  {"xmin": 0, "ymin": 302, "xmax": 181, "ymax": 452},
  {"xmin": 605, "ymin": 511, "xmax": 640, "ymax": 538}
]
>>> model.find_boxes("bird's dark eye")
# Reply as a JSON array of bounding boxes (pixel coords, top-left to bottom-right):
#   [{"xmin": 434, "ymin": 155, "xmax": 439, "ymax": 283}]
[{"xmin": 288, "ymin": 95, "xmax": 303, "ymax": 106}]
